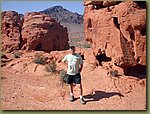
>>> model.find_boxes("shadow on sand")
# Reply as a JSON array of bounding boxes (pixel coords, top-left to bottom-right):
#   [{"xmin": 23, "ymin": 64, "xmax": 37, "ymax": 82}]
[{"xmin": 84, "ymin": 91, "xmax": 124, "ymax": 102}]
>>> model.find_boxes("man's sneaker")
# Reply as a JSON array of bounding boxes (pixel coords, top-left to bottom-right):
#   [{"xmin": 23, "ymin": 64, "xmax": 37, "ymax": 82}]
[
  {"xmin": 80, "ymin": 97, "xmax": 86, "ymax": 104},
  {"xmin": 69, "ymin": 95, "xmax": 75, "ymax": 102}
]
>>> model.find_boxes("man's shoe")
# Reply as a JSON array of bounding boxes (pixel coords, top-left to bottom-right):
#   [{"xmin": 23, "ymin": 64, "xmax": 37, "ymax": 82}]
[
  {"xmin": 80, "ymin": 98, "xmax": 86, "ymax": 104},
  {"xmin": 70, "ymin": 95, "xmax": 75, "ymax": 102}
]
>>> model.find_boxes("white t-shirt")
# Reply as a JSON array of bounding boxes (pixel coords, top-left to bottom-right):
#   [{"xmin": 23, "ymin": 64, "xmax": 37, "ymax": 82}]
[{"xmin": 62, "ymin": 53, "xmax": 83, "ymax": 75}]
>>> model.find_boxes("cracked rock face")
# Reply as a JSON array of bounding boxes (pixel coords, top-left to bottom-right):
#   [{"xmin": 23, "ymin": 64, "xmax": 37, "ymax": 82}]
[
  {"xmin": 21, "ymin": 12, "xmax": 69, "ymax": 52},
  {"xmin": 1, "ymin": 11, "xmax": 70, "ymax": 53},
  {"xmin": 84, "ymin": 1, "xmax": 146, "ymax": 68},
  {"xmin": 1, "ymin": 11, "xmax": 23, "ymax": 52}
]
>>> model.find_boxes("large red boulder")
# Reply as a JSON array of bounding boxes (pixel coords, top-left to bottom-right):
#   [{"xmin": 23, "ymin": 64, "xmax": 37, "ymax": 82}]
[
  {"xmin": 21, "ymin": 12, "xmax": 69, "ymax": 52},
  {"xmin": 1, "ymin": 11, "xmax": 22, "ymax": 52},
  {"xmin": 84, "ymin": 1, "xmax": 146, "ymax": 69}
]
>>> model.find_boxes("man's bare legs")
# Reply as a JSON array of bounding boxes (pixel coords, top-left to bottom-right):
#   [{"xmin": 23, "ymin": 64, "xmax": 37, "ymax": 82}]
[
  {"xmin": 68, "ymin": 83, "xmax": 85, "ymax": 104},
  {"xmin": 69, "ymin": 84, "xmax": 83, "ymax": 96},
  {"xmin": 76, "ymin": 84, "xmax": 83, "ymax": 97},
  {"xmin": 69, "ymin": 84, "xmax": 74, "ymax": 101},
  {"xmin": 69, "ymin": 84, "xmax": 74, "ymax": 94},
  {"xmin": 76, "ymin": 84, "xmax": 86, "ymax": 104}
]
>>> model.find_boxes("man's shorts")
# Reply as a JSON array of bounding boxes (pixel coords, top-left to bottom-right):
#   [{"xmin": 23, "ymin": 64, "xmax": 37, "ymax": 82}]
[{"xmin": 66, "ymin": 73, "xmax": 81, "ymax": 84}]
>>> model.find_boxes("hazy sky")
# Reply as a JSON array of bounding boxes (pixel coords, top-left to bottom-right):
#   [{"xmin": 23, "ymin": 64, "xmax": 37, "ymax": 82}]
[{"xmin": 1, "ymin": 1, "xmax": 84, "ymax": 14}]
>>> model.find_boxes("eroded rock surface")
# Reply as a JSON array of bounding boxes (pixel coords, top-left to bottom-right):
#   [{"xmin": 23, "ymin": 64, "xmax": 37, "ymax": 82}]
[
  {"xmin": 84, "ymin": 1, "xmax": 146, "ymax": 75},
  {"xmin": 21, "ymin": 12, "xmax": 69, "ymax": 52},
  {"xmin": 1, "ymin": 11, "xmax": 69, "ymax": 53},
  {"xmin": 1, "ymin": 11, "xmax": 23, "ymax": 52}
]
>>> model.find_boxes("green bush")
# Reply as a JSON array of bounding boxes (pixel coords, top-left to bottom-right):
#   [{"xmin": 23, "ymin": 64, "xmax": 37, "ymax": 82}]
[
  {"xmin": 83, "ymin": 43, "xmax": 92, "ymax": 48},
  {"xmin": 110, "ymin": 70, "xmax": 118, "ymax": 77},
  {"xmin": 45, "ymin": 60, "xmax": 57, "ymax": 73},
  {"xmin": 14, "ymin": 52, "xmax": 22, "ymax": 58},
  {"xmin": 33, "ymin": 53, "xmax": 47, "ymax": 65},
  {"xmin": 59, "ymin": 70, "xmax": 67, "ymax": 84}
]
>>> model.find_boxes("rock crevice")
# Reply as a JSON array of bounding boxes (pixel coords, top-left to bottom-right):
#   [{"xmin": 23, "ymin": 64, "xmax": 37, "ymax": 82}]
[{"xmin": 84, "ymin": 1, "xmax": 146, "ymax": 76}]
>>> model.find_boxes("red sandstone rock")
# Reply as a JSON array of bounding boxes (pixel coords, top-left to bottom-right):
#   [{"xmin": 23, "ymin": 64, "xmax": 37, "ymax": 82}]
[
  {"xmin": 84, "ymin": 1, "xmax": 103, "ymax": 6},
  {"xmin": 84, "ymin": 1, "xmax": 146, "ymax": 68},
  {"xmin": 21, "ymin": 12, "xmax": 69, "ymax": 52},
  {"xmin": 1, "ymin": 11, "xmax": 22, "ymax": 52},
  {"xmin": 84, "ymin": 1, "xmax": 117, "ymax": 7},
  {"xmin": 1, "ymin": 11, "xmax": 69, "ymax": 53},
  {"xmin": 83, "ymin": 48, "xmax": 97, "ymax": 70}
]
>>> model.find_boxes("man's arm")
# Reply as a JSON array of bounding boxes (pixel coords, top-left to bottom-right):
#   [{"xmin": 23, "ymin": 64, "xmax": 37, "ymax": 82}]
[
  {"xmin": 79, "ymin": 64, "xmax": 83, "ymax": 72},
  {"xmin": 79, "ymin": 55, "xmax": 84, "ymax": 72},
  {"xmin": 62, "ymin": 55, "xmax": 68, "ymax": 66}
]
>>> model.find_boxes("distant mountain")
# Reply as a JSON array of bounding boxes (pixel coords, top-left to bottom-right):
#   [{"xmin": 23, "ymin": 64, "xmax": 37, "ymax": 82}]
[{"xmin": 40, "ymin": 5, "xmax": 83, "ymax": 24}]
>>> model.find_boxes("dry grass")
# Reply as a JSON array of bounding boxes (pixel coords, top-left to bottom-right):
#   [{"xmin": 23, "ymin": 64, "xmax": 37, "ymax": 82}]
[
  {"xmin": 33, "ymin": 53, "xmax": 47, "ymax": 65},
  {"xmin": 45, "ymin": 60, "xmax": 57, "ymax": 73},
  {"xmin": 13, "ymin": 51, "xmax": 22, "ymax": 58}
]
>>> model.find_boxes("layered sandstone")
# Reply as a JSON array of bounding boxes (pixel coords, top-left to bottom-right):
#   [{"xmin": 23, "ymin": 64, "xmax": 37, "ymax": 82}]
[
  {"xmin": 21, "ymin": 12, "xmax": 69, "ymax": 52},
  {"xmin": 84, "ymin": 1, "xmax": 146, "ymax": 69},
  {"xmin": 1, "ymin": 11, "xmax": 23, "ymax": 52},
  {"xmin": 1, "ymin": 11, "xmax": 69, "ymax": 53}
]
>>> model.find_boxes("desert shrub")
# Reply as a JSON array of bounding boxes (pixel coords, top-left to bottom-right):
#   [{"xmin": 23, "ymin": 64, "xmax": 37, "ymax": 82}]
[
  {"xmin": 13, "ymin": 51, "xmax": 22, "ymax": 58},
  {"xmin": 83, "ymin": 43, "xmax": 92, "ymax": 48},
  {"xmin": 45, "ymin": 60, "xmax": 57, "ymax": 73},
  {"xmin": 59, "ymin": 70, "xmax": 67, "ymax": 84},
  {"xmin": 110, "ymin": 70, "xmax": 118, "ymax": 77},
  {"xmin": 33, "ymin": 53, "xmax": 47, "ymax": 65}
]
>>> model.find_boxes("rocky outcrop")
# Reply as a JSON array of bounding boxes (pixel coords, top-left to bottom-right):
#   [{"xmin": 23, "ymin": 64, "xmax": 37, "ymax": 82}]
[
  {"xmin": 84, "ymin": 1, "xmax": 119, "ymax": 7},
  {"xmin": 1, "ymin": 11, "xmax": 69, "ymax": 53},
  {"xmin": 1, "ymin": 11, "xmax": 23, "ymax": 52},
  {"xmin": 21, "ymin": 12, "xmax": 69, "ymax": 52},
  {"xmin": 84, "ymin": 1, "xmax": 146, "ymax": 72},
  {"xmin": 1, "ymin": 53, "xmax": 12, "ymax": 67}
]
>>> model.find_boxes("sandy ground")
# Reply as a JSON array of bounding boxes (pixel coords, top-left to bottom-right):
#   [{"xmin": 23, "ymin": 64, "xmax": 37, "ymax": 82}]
[{"xmin": 1, "ymin": 58, "xmax": 146, "ymax": 110}]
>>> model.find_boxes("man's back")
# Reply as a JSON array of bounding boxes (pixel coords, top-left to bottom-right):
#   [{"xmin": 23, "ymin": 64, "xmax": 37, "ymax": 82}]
[{"xmin": 62, "ymin": 53, "xmax": 83, "ymax": 75}]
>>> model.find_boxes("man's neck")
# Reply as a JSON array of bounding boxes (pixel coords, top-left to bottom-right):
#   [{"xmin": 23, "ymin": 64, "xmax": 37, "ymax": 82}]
[{"xmin": 71, "ymin": 53, "xmax": 76, "ymax": 55}]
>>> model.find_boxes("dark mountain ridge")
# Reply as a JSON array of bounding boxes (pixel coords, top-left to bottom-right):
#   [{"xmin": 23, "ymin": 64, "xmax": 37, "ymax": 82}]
[{"xmin": 40, "ymin": 5, "xmax": 83, "ymax": 24}]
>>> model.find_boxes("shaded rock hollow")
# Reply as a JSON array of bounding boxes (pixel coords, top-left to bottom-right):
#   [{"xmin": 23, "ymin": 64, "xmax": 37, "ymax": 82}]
[{"xmin": 84, "ymin": 1, "xmax": 146, "ymax": 76}]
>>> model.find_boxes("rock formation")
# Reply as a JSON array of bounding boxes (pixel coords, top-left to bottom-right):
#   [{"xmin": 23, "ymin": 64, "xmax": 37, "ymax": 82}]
[
  {"xmin": 21, "ymin": 12, "xmax": 69, "ymax": 52},
  {"xmin": 1, "ymin": 11, "xmax": 69, "ymax": 53},
  {"xmin": 1, "ymin": 11, "xmax": 23, "ymax": 52},
  {"xmin": 84, "ymin": 1, "xmax": 146, "ymax": 75}
]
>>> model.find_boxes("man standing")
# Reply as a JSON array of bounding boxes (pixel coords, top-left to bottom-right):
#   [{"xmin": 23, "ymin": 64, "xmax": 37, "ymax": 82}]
[{"xmin": 62, "ymin": 46, "xmax": 86, "ymax": 104}]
